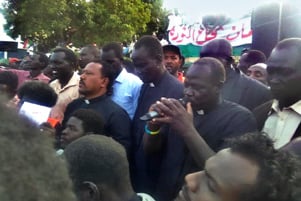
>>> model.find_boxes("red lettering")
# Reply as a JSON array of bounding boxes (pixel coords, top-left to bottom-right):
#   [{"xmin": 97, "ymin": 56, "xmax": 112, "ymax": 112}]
[
  {"xmin": 195, "ymin": 29, "xmax": 206, "ymax": 45},
  {"xmin": 226, "ymin": 26, "xmax": 240, "ymax": 41},
  {"xmin": 169, "ymin": 26, "xmax": 180, "ymax": 42},
  {"xmin": 241, "ymin": 24, "xmax": 252, "ymax": 38},
  {"xmin": 180, "ymin": 26, "xmax": 191, "ymax": 39}
]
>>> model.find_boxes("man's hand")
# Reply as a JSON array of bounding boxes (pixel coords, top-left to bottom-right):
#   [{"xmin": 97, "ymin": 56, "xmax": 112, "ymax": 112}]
[{"xmin": 151, "ymin": 97, "xmax": 195, "ymax": 136}]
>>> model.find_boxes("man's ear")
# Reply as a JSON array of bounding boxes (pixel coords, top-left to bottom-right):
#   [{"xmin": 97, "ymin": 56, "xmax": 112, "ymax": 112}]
[
  {"xmin": 80, "ymin": 181, "xmax": 101, "ymax": 201},
  {"xmin": 155, "ymin": 54, "xmax": 163, "ymax": 64},
  {"xmin": 213, "ymin": 82, "xmax": 223, "ymax": 94},
  {"xmin": 100, "ymin": 77, "xmax": 109, "ymax": 88}
]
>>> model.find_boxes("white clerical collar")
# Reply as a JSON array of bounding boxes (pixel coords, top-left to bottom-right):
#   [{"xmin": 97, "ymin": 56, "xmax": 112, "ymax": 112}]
[
  {"xmin": 149, "ymin": 82, "xmax": 155, "ymax": 87},
  {"xmin": 197, "ymin": 110, "xmax": 205, "ymax": 115}
]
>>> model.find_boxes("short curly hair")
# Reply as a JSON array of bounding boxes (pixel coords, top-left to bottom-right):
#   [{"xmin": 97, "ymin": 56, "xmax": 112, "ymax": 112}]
[
  {"xmin": 227, "ymin": 132, "xmax": 301, "ymax": 201},
  {"xmin": 70, "ymin": 108, "xmax": 105, "ymax": 134},
  {"xmin": 134, "ymin": 35, "xmax": 163, "ymax": 62},
  {"xmin": 192, "ymin": 57, "xmax": 226, "ymax": 86},
  {"xmin": 0, "ymin": 96, "xmax": 75, "ymax": 201},
  {"xmin": 17, "ymin": 81, "xmax": 58, "ymax": 107},
  {"xmin": 64, "ymin": 135, "xmax": 131, "ymax": 192},
  {"xmin": 242, "ymin": 50, "xmax": 266, "ymax": 64}
]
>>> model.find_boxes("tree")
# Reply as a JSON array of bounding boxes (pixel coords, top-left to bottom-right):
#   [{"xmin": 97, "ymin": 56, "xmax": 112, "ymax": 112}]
[
  {"xmin": 2, "ymin": 0, "xmax": 151, "ymax": 51},
  {"xmin": 140, "ymin": 0, "xmax": 169, "ymax": 36},
  {"xmin": 3, "ymin": 0, "xmax": 70, "ymax": 51}
]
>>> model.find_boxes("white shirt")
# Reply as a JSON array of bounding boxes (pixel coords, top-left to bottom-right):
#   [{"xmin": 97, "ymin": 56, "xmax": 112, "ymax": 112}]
[{"xmin": 263, "ymin": 99, "xmax": 301, "ymax": 149}]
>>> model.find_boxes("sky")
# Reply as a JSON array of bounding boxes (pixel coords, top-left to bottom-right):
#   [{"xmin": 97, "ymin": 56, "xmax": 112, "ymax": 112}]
[{"xmin": 162, "ymin": 0, "xmax": 288, "ymax": 22}]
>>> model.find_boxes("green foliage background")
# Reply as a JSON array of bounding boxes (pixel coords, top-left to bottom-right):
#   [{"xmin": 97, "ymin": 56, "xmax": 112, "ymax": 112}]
[{"xmin": 2, "ymin": 0, "xmax": 168, "ymax": 52}]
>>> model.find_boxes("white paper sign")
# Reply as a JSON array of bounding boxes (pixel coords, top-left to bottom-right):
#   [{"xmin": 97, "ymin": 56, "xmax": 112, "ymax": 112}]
[{"xmin": 19, "ymin": 102, "xmax": 51, "ymax": 126}]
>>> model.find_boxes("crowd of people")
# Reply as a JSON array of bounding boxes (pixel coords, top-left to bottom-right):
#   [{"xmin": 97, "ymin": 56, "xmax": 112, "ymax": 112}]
[{"xmin": 0, "ymin": 35, "xmax": 300, "ymax": 201}]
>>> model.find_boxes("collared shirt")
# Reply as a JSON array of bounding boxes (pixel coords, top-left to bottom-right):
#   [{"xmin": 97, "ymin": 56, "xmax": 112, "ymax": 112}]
[
  {"xmin": 0, "ymin": 68, "xmax": 50, "ymax": 88},
  {"xmin": 28, "ymin": 72, "xmax": 50, "ymax": 83},
  {"xmin": 263, "ymin": 99, "xmax": 301, "ymax": 149},
  {"xmin": 63, "ymin": 95, "xmax": 132, "ymax": 154},
  {"xmin": 111, "ymin": 68, "xmax": 142, "ymax": 119},
  {"xmin": 49, "ymin": 72, "xmax": 80, "ymax": 122}
]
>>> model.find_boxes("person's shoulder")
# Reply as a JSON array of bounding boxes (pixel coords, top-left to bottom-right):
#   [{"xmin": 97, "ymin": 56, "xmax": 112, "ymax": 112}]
[
  {"xmin": 253, "ymin": 99, "xmax": 273, "ymax": 111},
  {"xmin": 105, "ymin": 96, "xmax": 129, "ymax": 113},
  {"xmin": 163, "ymin": 72, "xmax": 184, "ymax": 88},
  {"xmin": 118, "ymin": 69, "xmax": 142, "ymax": 85},
  {"xmin": 49, "ymin": 78, "xmax": 59, "ymax": 86},
  {"xmin": 125, "ymin": 71, "xmax": 143, "ymax": 85},
  {"xmin": 221, "ymin": 100, "xmax": 253, "ymax": 115},
  {"xmin": 240, "ymin": 73, "xmax": 270, "ymax": 91},
  {"xmin": 67, "ymin": 97, "xmax": 83, "ymax": 107},
  {"xmin": 217, "ymin": 100, "xmax": 257, "ymax": 133}
]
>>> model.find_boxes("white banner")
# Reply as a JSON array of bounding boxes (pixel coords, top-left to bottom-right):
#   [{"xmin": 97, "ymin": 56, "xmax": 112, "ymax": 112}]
[{"xmin": 168, "ymin": 17, "xmax": 252, "ymax": 47}]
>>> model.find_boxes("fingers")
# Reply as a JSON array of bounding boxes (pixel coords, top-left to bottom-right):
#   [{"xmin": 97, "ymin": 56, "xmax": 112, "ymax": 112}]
[
  {"xmin": 186, "ymin": 102, "xmax": 193, "ymax": 116},
  {"xmin": 149, "ymin": 101, "xmax": 165, "ymax": 116},
  {"xmin": 149, "ymin": 97, "xmax": 188, "ymax": 120}
]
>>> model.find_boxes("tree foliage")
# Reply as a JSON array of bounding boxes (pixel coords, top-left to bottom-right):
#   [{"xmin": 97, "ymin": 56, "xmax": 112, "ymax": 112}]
[
  {"xmin": 140, "ymin": 0, "xmax": 169, "ymax": 36},
  {"xmin": 2, "ymin": 0, "xmax": 151, "ymax": 51}
]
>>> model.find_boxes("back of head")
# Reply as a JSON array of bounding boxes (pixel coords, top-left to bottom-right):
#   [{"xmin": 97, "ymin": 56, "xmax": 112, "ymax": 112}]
[
  {"xmin": 64, "ymin": 135, "xmax": 131, "ymax": 192},
  {"xmin": 228, "ymin": 132, "xmax": 301, "ymax": 201},
  {"xmin": 17, "ymin": 81, "xmax": 57, "ymax": 107},
  {"xmin": 273, "ymin": 38, "xmax": 301, "ymax": 57},
  {"xmin": 71, "ymin": 108, "xmax": 105, "ymax": 134},
  {"xmin": 0, "ymin": 97, "xmax": 75, "ymax": 201},
  {"xmin": 35, "ymin": 52, "xmax": 49, "ymax": 69},
  {"xmin": 102, "ymin": 42, "xmax": 124, "ymax": 61},
  {"xmin": 200, "ymin": 39, "xmax": 233, "ymax": 66},
  {"xmin": 134, "ymin": 35, "xmax": 163, "ymax": 62},
  {"xmin": 83, "ymin": 44, "xmax": 101, "ymax": 58},
  {"xmin": 238, "ymin": 49, "xmax": 267, "ymax": 73},
  {"xmin": 0, "ymin": 71, "xmax": 18, "ymax": 99}
]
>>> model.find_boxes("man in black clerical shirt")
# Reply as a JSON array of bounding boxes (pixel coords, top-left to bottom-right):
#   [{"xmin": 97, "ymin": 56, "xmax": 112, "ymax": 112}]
[
  {"xmin": 130, "ymin": 36, "xmax": 184, "ymax": 199},
  {"xmin": 63, "ymin": 60, "xmax": 131, "ymax": 154},
  {"xmin": 143, "ymin": 57, "xmax": 257, "ymax": 201}
]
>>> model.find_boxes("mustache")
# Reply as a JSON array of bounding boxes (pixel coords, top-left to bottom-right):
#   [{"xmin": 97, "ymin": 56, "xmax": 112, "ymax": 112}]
[{"xmin": 79, "ymin": 79, "xmax": 86, "ymax": 86}]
